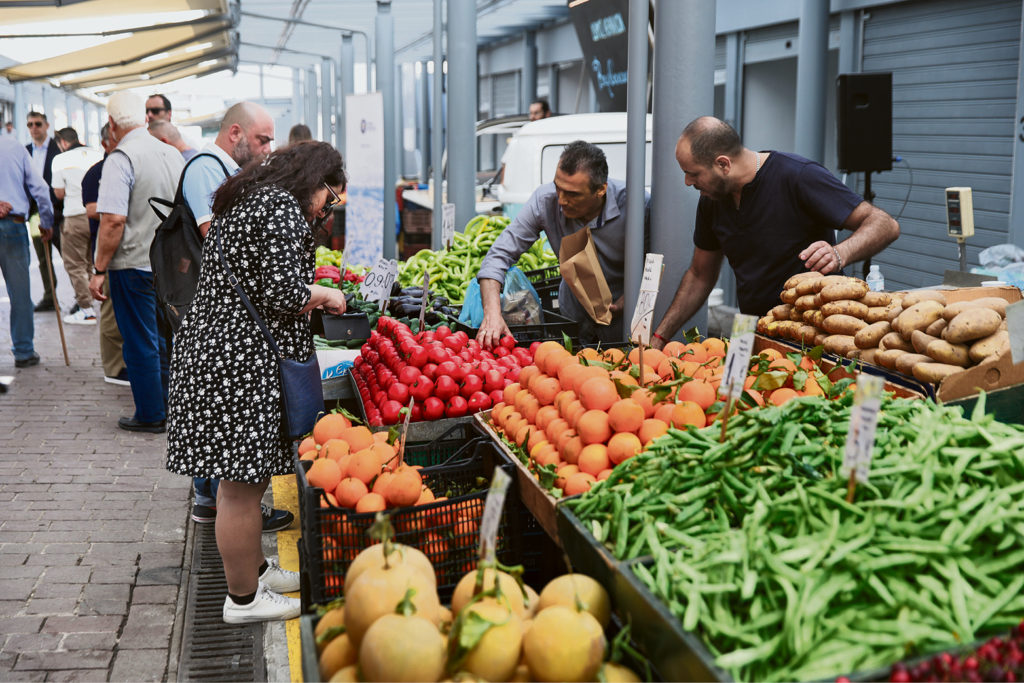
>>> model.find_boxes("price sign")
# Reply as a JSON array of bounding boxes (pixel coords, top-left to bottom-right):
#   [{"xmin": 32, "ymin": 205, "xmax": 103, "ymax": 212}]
[
  {"xmin": 418, "ymin": 271, "xmax": 430, "ymax": 332},
  {"xmin": 841, "ymin": 375, "xmax": 884, "ymax": 484},
  {"xmin": 442, "ymin": 203, "xmax": 456, "ymax": 248},
  {"xmin": 719, "ymin": 314, "xmax": 757, "ymax": 400},
  {"xmin": 629, "ymin": 253, "xmax": 664, "ymax": 345},
  {"xmin": 1006, "ymin": 300, "xmax": 1024, "ymax": 365},
  {"xmin": 478, "ymin": 468, "xmax": 511, "ymax": 563},
  {"xmin": 359, "ymin": 257, "xmax": 398, "ymax": 310}
]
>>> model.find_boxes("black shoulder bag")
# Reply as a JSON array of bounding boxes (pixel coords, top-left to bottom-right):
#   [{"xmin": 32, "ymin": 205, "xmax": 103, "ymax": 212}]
[{"xmin": 216, "ymin": 228, "xmax": 323, "ymax": 440}]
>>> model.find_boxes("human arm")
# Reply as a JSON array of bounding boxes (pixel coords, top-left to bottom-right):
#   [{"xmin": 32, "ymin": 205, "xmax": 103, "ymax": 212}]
[
  {"xmin": 23, "ymin": 150, "xmax": 53, "ymax": 238},
  {"xmin": 477, "ymin": 278, "xmax": 513, "ymax": 349},
  {"xmin": 651, "ymin": 246, "xmax": 724, "ymax": 350},
  {"xmin": 799, "ymin": 202, "xmax": 899, "ymax": 274},
  {"xmin": 53, "ymin": 188, "xmax": 66, "ymax": 200},
  {"xmin": 88, "ymin": 213, "xmax": 126, "ymax": 301},
  {"xmin": 85, "ymin": 202, "xmax": 99, "ymax": 221},
  {"xmin": 303, "ymin": 284, "xmax": 347, "ymax": 315},
  {"xmin": 0, "ymin": 201, "xmax": 10, "ymax": 218}
]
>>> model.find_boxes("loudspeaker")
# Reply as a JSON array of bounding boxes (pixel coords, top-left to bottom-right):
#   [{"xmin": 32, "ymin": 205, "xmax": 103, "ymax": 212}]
[{"xmin": 837, "ymin": 72, "xmax": 892, "ymax": 173}]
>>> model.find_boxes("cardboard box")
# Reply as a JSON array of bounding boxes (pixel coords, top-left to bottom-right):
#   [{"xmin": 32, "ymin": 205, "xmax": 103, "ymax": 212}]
[{"xmin": 933, "ymin": 284, "xmax": 1022, "ymax": 305}]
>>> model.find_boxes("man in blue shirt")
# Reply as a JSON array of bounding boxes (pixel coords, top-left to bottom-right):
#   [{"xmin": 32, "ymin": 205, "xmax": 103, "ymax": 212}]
[
  {"xmin": 0, "ymin": 135, "xmax": 54, "ymax": 367},
  {"xmin": 652, "ymin": 116, "xmax": 900, "ymax": 348}
]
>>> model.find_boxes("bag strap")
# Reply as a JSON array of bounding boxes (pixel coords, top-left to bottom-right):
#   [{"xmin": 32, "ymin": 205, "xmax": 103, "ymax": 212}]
[{"xmin": 215, "ymin": 227, "xmax": 285, "ymax": 361}]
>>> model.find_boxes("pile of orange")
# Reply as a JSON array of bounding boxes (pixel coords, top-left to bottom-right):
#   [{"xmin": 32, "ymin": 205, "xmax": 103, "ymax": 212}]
[{"xmin": 299, "ymin": 413, "xmax": 438, "ymax": 513}]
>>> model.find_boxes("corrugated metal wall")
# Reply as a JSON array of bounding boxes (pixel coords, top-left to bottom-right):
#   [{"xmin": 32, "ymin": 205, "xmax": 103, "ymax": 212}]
[{"xmin": 860, "ymin": 0, "xmax": 1021, "ymax": 291}]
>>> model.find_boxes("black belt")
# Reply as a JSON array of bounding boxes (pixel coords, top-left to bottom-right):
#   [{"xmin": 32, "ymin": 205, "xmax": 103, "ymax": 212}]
[{"xmin": 7, "ymin": 214, "xmax": 26, "ymax": 223}]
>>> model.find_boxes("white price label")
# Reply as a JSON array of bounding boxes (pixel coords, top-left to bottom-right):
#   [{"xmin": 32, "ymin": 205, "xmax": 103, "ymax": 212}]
[
  {"xmin": 442, "ymin": 203, "xmax": 456, "ymax": 248},
  {"xmin": 418, "ymin": 271, "xmax": 430, "ymax": 331},
  {"xmin": 719, "ymin": 314, "xmax": 758, "ymax": 400},
  {"xmin": 841, "ymin": 375, "xmax": 884, "ymax": 484},
  {"xmin": 359, "ymin": 257, "xmax": 398, "ymax": 307},
  {"xmin": 1006, "ymin": 300, "xmax": 1024, "ymax": 365},
  {"xmin": 629, "ymin": 253, "xmax": 664, "ymax": 345},
  {"xmin": 478, "ymin": 468, "xmax": 511, "ymax": 563}
]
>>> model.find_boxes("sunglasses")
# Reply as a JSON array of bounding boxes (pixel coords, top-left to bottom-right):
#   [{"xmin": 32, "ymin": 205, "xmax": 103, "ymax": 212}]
[
  {"xmin": 146, "ymin": 107, "xmax": 167, "ymax": 115},
  {"xmin": 322, "ymin": 183, "xmax": 342, "ymax": 214},
  {"xmin": 27, "ymin": 121, "xmax": 45, "ymax": 128}
]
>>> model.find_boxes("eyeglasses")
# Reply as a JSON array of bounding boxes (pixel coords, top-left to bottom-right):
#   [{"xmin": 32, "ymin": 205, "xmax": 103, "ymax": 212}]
[
  {"xmin": 27, "ymin": 121, "xmax": 45, "ymax": 128},
  {"xmin": 322, "ymin": 183, "xmax": 342, "ymax": 215},
  {"xmin": 146, "ymin": 107, "xmax": 167, "ymax": 115}
]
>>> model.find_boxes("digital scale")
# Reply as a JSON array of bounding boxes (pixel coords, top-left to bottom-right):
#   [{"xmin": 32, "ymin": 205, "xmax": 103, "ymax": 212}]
[{"xmin": 945, "ymin": 186, "xmax": 974, "ymax": 272}]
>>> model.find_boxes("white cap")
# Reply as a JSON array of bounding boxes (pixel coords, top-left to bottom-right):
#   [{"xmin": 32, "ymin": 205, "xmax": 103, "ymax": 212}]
[{"xmin": 107, "ymin": 92, "xmax": 145, "ymax": 129}]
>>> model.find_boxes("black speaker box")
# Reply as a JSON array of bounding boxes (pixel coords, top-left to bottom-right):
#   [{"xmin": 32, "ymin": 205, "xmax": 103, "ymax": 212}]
[{"xmin": 837, "ymin": 72, "xmax": 892, "ymax": 173}]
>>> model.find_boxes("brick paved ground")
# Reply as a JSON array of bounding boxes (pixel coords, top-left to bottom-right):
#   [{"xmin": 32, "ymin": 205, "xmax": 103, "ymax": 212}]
[{"xmin": 1, "ymin": 253, "xmax": 191, "ymax": 681}]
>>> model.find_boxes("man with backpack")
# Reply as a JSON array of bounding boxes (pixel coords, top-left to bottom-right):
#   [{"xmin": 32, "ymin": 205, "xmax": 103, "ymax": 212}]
[{"xmin": 164, "ymin": 101, "xmax": 291, "ymax": 532}]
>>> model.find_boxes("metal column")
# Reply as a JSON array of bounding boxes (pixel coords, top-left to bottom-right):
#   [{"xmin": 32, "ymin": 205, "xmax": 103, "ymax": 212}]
[
  {"xmin": 723, "ymin": 32, "xmax": 744, "ymax": 133},
  {"xmin": 548, "ymin": 64, "xmax": 559, "ymax": 113},
  {"xmin": 376, "ymin": 0, "xmax": 397, "ymax": 261},
  {"xmin": 339, "ymin": 33, "xmax": 355, "ymax": 156},
  {"xmin": 794, "ymin": 0, "xmax": 830, "ymax": 164},
  {"xmin": 622, "ymin": 0, "xmax": 649, "ymax": 331},
  {"xmin": 522, "ymin": 30, "xmax": 537, "ymax": 112},
  {"xmin": 292, "ymin": 68, "xmax": 302, "ymax": 130},
  {"xmin": 447, "ymin": 0, "xmax": 476, "ymax": 232},
  {"xmin": 394, "ymin": 63, "xmax": 404, "ymax": 180},
  {"xmin": 649, "ymin": 0, "xmax": 716, "ymax": 337},
  {"xmin": 418, "ymin": 59, "xmax": 431, "ymax": 182},
  {"xmin": 305, "ymin": 68, "xmax": 318, "ymax": 137},
  {"xmin": 321, "ymin": 56, "xmax": 334, "ymax": 146},
  {"xmin": 431, "ymin": 0, "xmax": 445, "ymax": 251}
]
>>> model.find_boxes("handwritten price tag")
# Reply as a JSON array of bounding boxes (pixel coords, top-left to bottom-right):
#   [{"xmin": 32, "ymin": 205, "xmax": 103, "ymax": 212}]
[
  {"xmin": 478, "ymin": 468, "xmax": 511, "ymax": 563},
  {"xmin": 841, "ymin": 374, "xmax": 884, "ymax": 484},
  {"xmin": 629, "ymin": 253, "xmax": 664, "ymax": 345},
  {"xmin": 442, "ymin": 203, "xmax": 456, "ymax": 248},
  {"xmin": 418, "ymin": 271, "xmax": 430, "ymax": 331},
  {"xmin": 719, "ymin": 314, "xmax": 757, "ymax": 400},
  {"xmin": 359, "ymin": 257, "xmax": 398, "ymax": 309}
]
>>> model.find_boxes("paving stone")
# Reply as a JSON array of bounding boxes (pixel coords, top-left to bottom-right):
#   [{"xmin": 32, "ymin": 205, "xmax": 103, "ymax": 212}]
[
  {"xmin": 0, "ymin": 579, "xmax": 39, "ymax": 601},
  {"xmin": 14, "ymin": 649, "xmax": 112, "ymax": 671},
  {"xmin": 45, "ymin": 667, "xmax": 109, "ymax": 681},
  {"xmin": 108, "ymin": 648, "xmax": 168, "ymax": 682},
  {"xmin": 31, "ymin": 583, "xmax": 84, "ymax": 600},
  {"xmin": 0, "ymin": 601, "xmax": 26, "ymax": 616},
  {"xmin": 23, "ymin": 598, "xmax": 79, "ymax": 615},
  {"xmin": 117, "ymin": 604, "xmax": 176, "ymax": 650},
  {"xmin": 40, "ymin": 567, "xmax": 91, "ymax": 584},
  {"xmin": 41, "ymin": 616, "xmax": 122, "ymax": 633},
  {"xmin": 60, "ymin": 632, "xmax": 119, "ymax": 651},
  {"xmin": 25, "ymin": 553, "xmax": 84, "ymax": 567},
  {"xmin": 0, "ymin": 617, "xmax": 44, "ymax": 634},
  {"xmin": 82, "ymin": 566, "xmax": 136, "ymax": 584},
  {"xmin": 135, "ymin": 566, "xmax": 181, "ymax": 586},
  {"xmin": 131, "ymin": 585, "xmax": 178, "ymax": 604},
  {"xmin": 0, "ymin": 554, "xmax": 29, "ymax": 566},
  {"xmin": 3, "ymin": 632, "xmax": 62, "ymax": 652}
]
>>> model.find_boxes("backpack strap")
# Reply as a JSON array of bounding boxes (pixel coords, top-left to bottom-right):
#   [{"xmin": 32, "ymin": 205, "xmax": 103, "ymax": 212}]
[{"xmin": 149, "ymin": 152, "xmax": 231, "ymax": 222}]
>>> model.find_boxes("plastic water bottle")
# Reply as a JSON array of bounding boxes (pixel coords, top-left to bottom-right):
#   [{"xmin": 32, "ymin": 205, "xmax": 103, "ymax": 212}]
[{"xmin": 866, "ymin": 264, "xmax": 885, "ymax": 292}]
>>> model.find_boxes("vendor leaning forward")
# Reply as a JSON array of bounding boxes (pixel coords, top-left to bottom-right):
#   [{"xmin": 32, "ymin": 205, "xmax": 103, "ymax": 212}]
[
  {"xmin": 476, "ymin": 140, "xmax": 650, "ymax": 348},
  {"xmin": 651, "ymin": 116, "xmax": 900, "ymax": 349}
]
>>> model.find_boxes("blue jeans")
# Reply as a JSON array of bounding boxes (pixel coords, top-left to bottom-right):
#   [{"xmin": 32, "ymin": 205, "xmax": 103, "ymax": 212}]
[
  {"xmin": 194, "ymin": 477, "xmax": 220, "ymax": 507},
  {"xmin": 108, "ymin": 269, "xmax": 169, "ymax": 422},
  {"xmin": 0, "ymin": 219, "xmax": 35, "ymax": 360}
]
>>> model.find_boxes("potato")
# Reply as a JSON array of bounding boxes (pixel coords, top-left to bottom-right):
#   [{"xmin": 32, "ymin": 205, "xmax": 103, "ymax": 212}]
[
  {"xmin": 968, "ymin": 330, "xmax": 1010, "ymax": 364},
  {"xmin": 796, "ymin": 274, "xmax": 849, "ymax": 296},
  {"xmin": 820, "ymin": 280, "xmax": 870, "ymax": 304},
  {"xmin": 892, "ymin": 300, "xmax": 945, "ymax": 338},
  {"xmin": 859, "ymin": 348, "xmax": 879, "ymax": 365},
  {"xmin": 912, "ymin": 362, "xmax": 963, "ymax": 385},
  {"xmin": 797, "ymin": 325, "xmax": 820, "ymax": 343},
  {"xmin": 821, "ymin": 300, "xmax": 869, "ymax": 319},
  {"xmin": 854, "ymin": 321, "xmax": 891, "ymax": 349},
  {"xmin": 814, "ymin": 333, "xmax": 829, "ymax": 347},
  {"xmin": 770, "ymin": 304, "xmax": 792, "ymax": 321},
  {"xmin": 972, "ymin": 297, "xmax": 1010, "ymax": 317},
  {"xmin": 894, "ymin": 353, "xmax": 935, "ymax": 376},
  {"xmin": 911, "ymin": 330, "xmax": 940, "ymax": 355},
  {"xmin": 823, "ymin": 334, "xmax": 858, "ymax": 357},
  {"xmin": 822, "ymin": 314, "xmax": 867, "ymax": 336},
  {"xmin": 926, "ymin": 339, "xmax": 971, "ymax": 367},
  {"xmin": 808, "ymin": 310, "xmax": 825, "ymax": 328},
  {"xmin": 875, "ymin": 348, "xmax": 908, "ymax": 370},
  {"xmin": 944, "ymin": 308, "xmax": 1003, "ymax": 344},
  {"xmin": 859, "ymin": 291, "xmax": 892, "ymax": 307},
  {"xmin": 925, "ymin": 318, "xmax": 947, "ymax": 338},
  {"xmin": 880, "ymin": 331, "xmax": 915, "ymax": 353},
  {"xmin": 901, "ymin": 290, "xmax": 947, "ymax": 307},
  {"xmin": 795, "ymin": 294, "xmax": 818, "ymax": 310},
  {"xmin": 846, "ymin": 348, "xmax": 862, "ymax": 360},
  {"xmin": 780, "ymin": 288, "xmax": 799, "ymax": 305},
  {"xmin": 942, "ymin": 301, "xmax": 980, "ymax": 321},
  {"xmin": 784, "ymin": 271, "xmax": 822, "ymax": 291},
  {"xmin": 942, "ymin": 297, "xmax": 1009, "ymax": 319},
  {"xmin": 789, "ymin": 308, "xmax": 804, "ymax": 322},
  {"xmin": 757, "ymin": 316, "xmax": 772, "ymax": 334},
  {"xmin": 802, "ymin": 309, "xmax": 818, "ymax": 324}
]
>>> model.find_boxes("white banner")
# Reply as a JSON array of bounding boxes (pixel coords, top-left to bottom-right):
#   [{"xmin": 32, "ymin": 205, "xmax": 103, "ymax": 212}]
[{"xmin": 344, "ymin": 92, "xmax": 385, "ymax": 268}]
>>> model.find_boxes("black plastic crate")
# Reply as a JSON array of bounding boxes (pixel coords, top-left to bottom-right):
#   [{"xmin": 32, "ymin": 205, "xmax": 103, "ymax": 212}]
[
  {"xmin": 524, "ymin": 265, "xmax": 561, "ymax": 285},
  {"xmin": 451, "ymin": 308, "xmax": 581, "ymax": 345},
  {"xmin": 297, "ymin": 441, "xmax": 527, "ymax": 609}
]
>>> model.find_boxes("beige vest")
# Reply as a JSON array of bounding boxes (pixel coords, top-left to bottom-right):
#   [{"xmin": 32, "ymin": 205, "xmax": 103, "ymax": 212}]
[{"xmin": 108, "ymin": 128, "xmax": 184, "ymax": 270}]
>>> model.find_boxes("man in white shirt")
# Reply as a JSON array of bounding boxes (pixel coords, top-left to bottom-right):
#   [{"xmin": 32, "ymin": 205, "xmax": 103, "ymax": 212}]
[{"xmin": 51, "ymin": 127, "xmax": 102, "ymax": 324}]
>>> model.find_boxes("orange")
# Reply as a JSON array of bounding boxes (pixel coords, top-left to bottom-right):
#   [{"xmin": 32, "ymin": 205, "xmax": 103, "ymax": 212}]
[
  {"xmin": 579, "ymin": 376, "xmax": 618, "ymax": 412},
  {"xmin": 517, "ymin": 364, "xmax": 540, "ymax": 390},
  {"xmin": 372, "ymin": 431, "xmax": 390, "ymax": 444},
  {"xmin": 627, "ymin": 347, "xmax": 666, "ymax": 370},
  {"xmin": 657, "ymin": 356, "xmax": 686, "ymax": 380},
  {"xmin": 560, "ymin": 435, "xmax": 584, "ymax": 464},
  {"xmin": 336, "ymin": 453, "xmax": 353, "ymax": 479},
  {"xmin": 543, "ymin": 348, "xmax": 574, "ymax": 377},
  {"xmin": 571, "ymin": 365, "xmax": 609, "ymax": 395},
  {"xmin": 769, "ymin": 358, "xmax": 798, "ymax": 374},
  {"xmin": 514, "ymin": 423, "xmax": 534, "ymax": 448},
  {"xmin": 322, "ymin": 491, "xmax": 339, "ymax": 508},
  {"xmin": 744, "ymin": 388, "xmax": 765, "ymax": 407},
  {"xmin": 607, "ymin": 399, "xmax": 644, "ymax": 434},
  {"xmin": 532, "ymin": 376, "xmax": 561, "ymax": 407},
  {"xmin": 533, "ymin": 341, "xmax": 567, "ymax": 373},
  {"xmin": 577, "ymin": 444, "xmax": 610, "ymax": 476},
  {"xmin": 681, "ymin": 342, "xmax": 709, "ymax": 364},
  {"xmin": 519, "ymin": 394, "xmax": 541, "ymax": 424},
  {"xmin": 554, "ymin": 389, "xmax": 577, "ymax": 413},
  {"xmin": 799, "ymin": 355, "xmax": 818, "ymax": 371},
  {"xmin": 534, "ymin": 405, "xmax": 559, "ymax": 431},
  {"xmin": 563, "ymin": 399, "xmax": 587, "ymax": 428},
  {"xmin": 563, "ymin": 472, "xmax": 597, "ymax": 496},
  {"xmin": 307, "ymin": 458, "xmax": 342, "ymax": 492},
  {"xmin": 702, "ymin": 337, "xmax": 726, "ymax": 357},
  {"xmin": 758, "ymin": 348, "xmax": 782, "ymax": 362},
  {"xmin": 555, "ymin": 429, "xmax": 578, "ymax": 455},
  {"xmin": 524, "ymin": 369, "xmax": 547, "ymax": 393},
  {"xmin": 347, "ymin": 449, "xmax": 381, "ymax": 485},
  {"xmin": 631, "ymin": 388, "xmax": 658, "ymax": 418},
  {"xmin": 416, "ymin": 487, "xmax": 436, "ymax": 505},
  {"xmin": 609, "ymin": 369, "xmax": 638, "ymax": 387},
  {"xmin": 653, "ymin": 402, "xmax": 676, "ymax": 425},
  {"xmin": 298, "ymin": 436, "xmax": 318, "ymax": 456},
  {"xmin": 769, "ymin": 387, "xmax": 799, "ymax": 406},
  {"xmin": 299, "ymin": 450, "xmax": 318, "ymax": 462},
  {"xmin": 557, "ymin": 362, "xmax": 586, "ymax": 393},
  {"xmin": 576, "ymin": 347, "xmax": 601, "ymax": 362},
  {"xmin": 597, "ymin": 469, "xmax": 613, "ymax": 481},
  {"xmin": 601, "ymin": 347, "xmax": 626, "ymax": 366},
  {"xmin": 370, "ymin": 442, "xmax": 397, "ymax": 468},
  {"xmin": 384, "ymin": 469, "xmax": 423, "ymax": 507},
  {"xmin": 661, "ymin": 340, "xmax": 686, "ymax": 357},
  {"xmin": 801, "ymin": 375, "xmax": 825, "ymax": 396},
  {"xmin": 675, "ymin": 380, "xmax": 716, "ymax": 410},
  {"xmin": 555, "ymin": 464, "xmax": 579, "ymax": 490},
  {"xmin": 607, "ymin": 432, "xmax": 642, "ymax": 465},
  {"xmin": 339, "ymin": 426, "xmax": 374, "ymax": 453},
  {"xmin": 638, "ymin": 418, "xmax": 669, "ymax": 445},
  {"xmin": 545, "ymin": 417, "xmax": 570, "ymax": 445},
  {"xmin": 527, "ymin": 429, "xmax": 548, "ymax": 454},
  {"xmin": 669, "ymin": 401, "xmax": 707, "ymax": 429},
  {"xmin": 334, "ymin": 477, "xmax": 368, "ymax": 508},
  {"xmin": 371, "ymin": 471, "xmax": 394, "ymax": 495},
  {"xmin": 576, "ymin": 410, "xmax": 612, "ymax": 445},
  {"xmin": 313, "ymin": 413, "xmax": 352, "ymax": 445},
  {"xmin": 531, "ymin": 443, "xmax": 560, "ymax": 467},
  {"xmin": 355, "ymin": 492, "xmax": 386, "ymax": 513},
  {"xmin": 503, "ymin": 382, "xmax": 522, "ymax": 406}
]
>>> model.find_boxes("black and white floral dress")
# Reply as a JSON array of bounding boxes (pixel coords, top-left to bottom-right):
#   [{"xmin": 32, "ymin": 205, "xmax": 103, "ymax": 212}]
[{"xmin": 166, "ymin": 186, "xmax": 314, "ymax": 483}]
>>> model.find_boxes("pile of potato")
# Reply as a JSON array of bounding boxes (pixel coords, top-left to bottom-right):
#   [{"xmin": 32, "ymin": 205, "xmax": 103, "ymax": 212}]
[{"xmin": 757, "ymin": 272, "xmax": 1011, "ymax": 385}]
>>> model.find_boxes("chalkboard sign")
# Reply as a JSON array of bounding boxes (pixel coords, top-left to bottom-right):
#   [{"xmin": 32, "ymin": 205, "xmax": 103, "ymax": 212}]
[{"xmin": 568, "ymin": 0, "xmax": 635, "ymax": 112}]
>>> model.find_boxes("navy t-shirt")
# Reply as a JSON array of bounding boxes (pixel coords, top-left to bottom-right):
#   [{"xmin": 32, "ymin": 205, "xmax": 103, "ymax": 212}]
[
  {"xmin": 693, "ymin": 151, "xmax": 862, "ymax": 316},
  {"xmin": 81, "ymin": 155, "xmax": 105, "ymax": 254}
]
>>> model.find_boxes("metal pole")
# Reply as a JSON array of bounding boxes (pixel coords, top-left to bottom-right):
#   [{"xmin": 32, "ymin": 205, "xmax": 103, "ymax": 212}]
[
  {"xmin": 292, "ymin": 67, "xmax": 302, "ymax": 130},
  {"xmin": 650, "ymin": 0, "xmax": 716, "ymax": 337},
  {"xmin": 339, "ymin": 32, "xmax": 355, "ymax": 156},
  {"xmin": 259, "ymin": 64, "xmax": 265, "ymax": 102},
  {"xmin": 548, "ymin": 64, "xmax": 559, "ymax": 113},
  {"xmin": 418, "ymin": 59, "xmax": 430, "ymax": 182},
  {"xmin": 795, "ymin": 0, "xmax": 830, "ymax": 163},
  {"xmin": 395, "ymin": 63, "xmax": 404, "ymax": 180},
  {"xmin": 376, "ymin": 0, "xmax": 397, "ymax": 262},
  {"xmin": 522, "ymin": 30, "xmax": 537, "ymax": 112},
  {"xmin": 447, "ymin": 0, "xmax": 476, "ymax": 233},
  {"xmin": 431, "ymin": 0, "xmax": 444, "ymax": 251},
  {"xmin": 14, "ymin": 82, "xmax": 25, "ymax": 144},
  {"xmin": 622, "ymin": 0, "xmax": 649, "ymax": 331},
  {"xmin": 321, "ymin": 56, "xmax": 333, "ymax": 146},
  {"xmin": 305, "ymin": 67, "xmax": 318, "ymax": 136}
]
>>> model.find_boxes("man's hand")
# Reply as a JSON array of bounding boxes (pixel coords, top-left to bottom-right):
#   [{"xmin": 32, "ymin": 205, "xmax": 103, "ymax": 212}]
[
  {"xmin": 608, "ymin": 294, "xmax": 625, "ymax": 315},
  {"xmin": 0, "ymin": 201, "xmax": 11, "ymax": 219},
  {"xmin": 799, "ymin": 240, "xmax": 842, "ymax": 274},
  {"xmin": 477, "ymin": 311, "xmax": 512, "ymax": 350},
  {"xmin": 39, "ymin": 226, "xmax": 53, "ymax": 242},
  {"xmin": 650, "ymin": 333, "xmax": 667, "ymax": 351},
  {"xmin": 89, "ymin": 274, "xmax": 107, "ymax": 301}
]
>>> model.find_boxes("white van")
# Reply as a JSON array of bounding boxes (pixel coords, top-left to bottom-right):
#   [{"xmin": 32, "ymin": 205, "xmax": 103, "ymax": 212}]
[{"xmin": 495, "ymin": 112, "xmax": 653, "ymax": 218}]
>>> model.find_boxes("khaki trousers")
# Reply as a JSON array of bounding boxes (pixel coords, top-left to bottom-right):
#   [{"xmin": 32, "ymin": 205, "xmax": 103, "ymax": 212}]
[
  {"xmin": 99, "ymin": 277, "xmax": 125, "ymax": 378},
  {"xmin": 60, "ymin": 214, "xmax": 93, "ymax": 310}
]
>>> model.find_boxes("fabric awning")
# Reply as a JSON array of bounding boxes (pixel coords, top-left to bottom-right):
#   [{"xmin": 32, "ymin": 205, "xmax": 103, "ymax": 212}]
[
  {"xmin": 93, "ymin": 55, "xmax": 236, "ymax": 95},
  {"xmin": 0, "ymin": 0, "xmax": 224, "ymax": 26},
  {"xmin": 0, "ymin": 16, "xmax": 232, "ymax": 83}
]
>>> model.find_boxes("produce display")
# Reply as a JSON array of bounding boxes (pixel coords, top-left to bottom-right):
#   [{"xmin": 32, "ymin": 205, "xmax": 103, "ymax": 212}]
[
  {"xmin": 884, "ymin": 620, "xmax": 1024, "ymax": 682},
  {"xmin": 758, "ymin": 273, "xmax": 1013, "ymax": 386},
  {"xmin": 314, "ymin": 246, "xmax": 365, "ymax": 291},
  {"xmin": 312, "ymin": 537, "xmax": 644, "ymax": 683},
  {"xmin": 351, "ymin": 317, "xmax": 534, "ymax": 425},
  {"xmin": 565, "ymin": 393, "xmax": 1024, "ymax": 682},
  {"xmin": 397, "ymin": 215, "xmax": 558, "ymax": 304}
]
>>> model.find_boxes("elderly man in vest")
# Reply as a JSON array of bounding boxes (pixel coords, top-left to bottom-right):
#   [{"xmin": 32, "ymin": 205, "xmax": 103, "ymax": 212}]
[{"xmin": 89, "ymin": 92, "xmax": 184, "ymax": 433}]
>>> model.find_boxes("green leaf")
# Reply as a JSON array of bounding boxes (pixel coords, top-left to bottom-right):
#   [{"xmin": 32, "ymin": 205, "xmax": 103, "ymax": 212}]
[
  {"xmin": 395, "ymin": 587, "xmax": 418, "ymax": 616},
  {"xmin": 739, "ymin": 390, "xmax": 759, "ymax": 408},
  {"xmin": 612, "ymin": 377, "xmax": 639, "ymax": 399},
  {"xmin": 313, "ymin": 597, "xmax": 345, "ymax": 616},
  {"xmin": 791, "ymin": 368, "xmax": 809, "ymax": 391},
  {"xmin": 336, "ymin": 406, "xmax": 363, "ymax": 425},
  {"xmin": 806, "ymin": 345, "xmax": 825, "ymax": 362},
  {"xmin": 562, "ymin": 331, "xmax": 574, "ymax": 354},
  {"xmin": 315, "ymin": 624, "xmax": 346, "ymax": 648},
  {"xmin": 682, "ymin": 326, "xmax": 702, "ymax": 343},
  {"xmin": 752, "ymin": 370, "xmax": 789, "ymax": 392},
  {"xmin": 447, "ymin": 609, "xmax": 503, "ymax": 675},
  {"xmin": 536, "ymin": 462, "xmax": 559, "ymax": 490}
]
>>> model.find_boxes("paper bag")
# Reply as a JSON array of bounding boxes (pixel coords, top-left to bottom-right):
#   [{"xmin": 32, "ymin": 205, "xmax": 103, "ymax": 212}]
[{"xmin": 559, "ymin": 226, "xmax": 613, "ymax": 325}]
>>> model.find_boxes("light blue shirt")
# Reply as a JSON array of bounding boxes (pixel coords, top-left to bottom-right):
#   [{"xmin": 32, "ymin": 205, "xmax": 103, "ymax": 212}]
[
  {"xmin": 181, "ymin": 143, "xmax": 238, "ymax": 227},
  {"xmin": 29, "ymin": 138, "xmax": 49, "ymax": 178},
  {"xmin": 0, "ymin": 135, "xmax": 53, "ymax": 227},
  {"xmin": 95, "ymin": 141, "xmax": 134, "ymax": 217}
]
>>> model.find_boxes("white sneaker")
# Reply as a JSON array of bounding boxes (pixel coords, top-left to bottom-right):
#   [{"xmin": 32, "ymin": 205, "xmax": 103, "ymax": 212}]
[
  {"xmin": 223, "ymin": 584, "xmax": 300, "ymax": 624},
  {"xmin": 259, "ymin": 557, "xmax": 301, "ymax": 594},
  {"xmin": 63, "ymin": 307, "xmax": 96, "ymax": 325}
]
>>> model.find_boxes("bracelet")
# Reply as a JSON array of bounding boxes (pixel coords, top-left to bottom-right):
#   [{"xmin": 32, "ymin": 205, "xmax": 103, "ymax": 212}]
[
  {"xmin": 831, "ymin": 245, "xmax": 844, "ymax": 270},
  {"xmin": 94, "ymin": 269, "xmax": 106, "ymax": 276},
  {"xmin": 652, "ymin": 332, "xmax": 668, "ymax": 344}
]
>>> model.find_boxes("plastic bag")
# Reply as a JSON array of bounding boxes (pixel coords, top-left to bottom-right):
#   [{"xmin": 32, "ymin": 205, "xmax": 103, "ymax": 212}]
[
  {"xmin": 979, "ymin": 244, "xmax": 1024, "ymax": 269},
  {"xmin": 459, "ymin": 266, "xmax": 543, "ymax": 328}
]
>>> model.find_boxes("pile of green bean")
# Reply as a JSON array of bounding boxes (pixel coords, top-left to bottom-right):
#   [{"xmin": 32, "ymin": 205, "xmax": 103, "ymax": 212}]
[{"xmin": 565, "ymin": 395, "xmax": 1024, "ymax": 682}]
